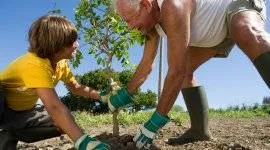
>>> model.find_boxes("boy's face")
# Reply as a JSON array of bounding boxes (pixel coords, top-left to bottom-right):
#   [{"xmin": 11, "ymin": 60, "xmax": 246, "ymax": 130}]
[{"xmin": 61, "ymin": 41, "xmax": 79, "ymax": 59}]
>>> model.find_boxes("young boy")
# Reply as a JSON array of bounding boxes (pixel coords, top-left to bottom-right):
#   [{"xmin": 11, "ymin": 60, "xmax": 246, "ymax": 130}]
[{"xmin": 0, "ymin": 15, "xmax": 109, "ymax": 150}]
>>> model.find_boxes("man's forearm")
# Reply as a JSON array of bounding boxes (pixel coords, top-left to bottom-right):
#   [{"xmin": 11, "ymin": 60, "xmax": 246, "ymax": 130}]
[
  {"xmin": 127, "ymin": 64, "xmax": 152, "ymax": 94},
  {"xmin": 127, "ymin": 32, "xmax": 159, "ymax": 94}
]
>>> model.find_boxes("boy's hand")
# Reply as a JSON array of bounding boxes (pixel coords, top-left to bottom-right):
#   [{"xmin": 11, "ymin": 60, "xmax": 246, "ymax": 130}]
[
  {"xmin": 99, "ymin": 78, "xmax": 120, "ymax": 104},
  {"xmin": 75, "ymin": 134, "xmax": 110, "ymax": 150}
]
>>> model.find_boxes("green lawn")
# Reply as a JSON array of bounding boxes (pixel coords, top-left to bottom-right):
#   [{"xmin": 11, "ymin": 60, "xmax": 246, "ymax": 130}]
[{"xmin": 74, "ymin": 105, "xmax": 270, "ymax": 127}]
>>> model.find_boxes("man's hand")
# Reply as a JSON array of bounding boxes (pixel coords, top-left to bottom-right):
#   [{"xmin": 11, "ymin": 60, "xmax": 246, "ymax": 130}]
[
  {"xmin": 99, "ymin": 79, "xmax": 133, "ymax": 112},
  {"xmin": 133, "ymin": 111, "xmax": 169, "ymax": 149},
  {"xmin": 75, "ymin": 134, "xmax": 110, "ymax": 150}
]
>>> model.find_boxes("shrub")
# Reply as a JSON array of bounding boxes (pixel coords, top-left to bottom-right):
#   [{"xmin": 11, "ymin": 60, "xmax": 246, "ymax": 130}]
[{"xmin": 62, "ymin": 69, "xmax": 157, "ymax": 113}]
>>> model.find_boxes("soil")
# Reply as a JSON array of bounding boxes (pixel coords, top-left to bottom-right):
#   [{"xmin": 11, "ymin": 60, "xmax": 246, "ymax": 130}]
[{"xmin": 17, "ymin": 116, "xmax": 270, "ymax": 150}]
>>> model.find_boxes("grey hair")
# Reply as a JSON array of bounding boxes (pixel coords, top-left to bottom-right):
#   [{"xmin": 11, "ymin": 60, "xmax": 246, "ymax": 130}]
[{"xmin": 111, "ymin": 0, "xmax": 140, "ymax": 12}]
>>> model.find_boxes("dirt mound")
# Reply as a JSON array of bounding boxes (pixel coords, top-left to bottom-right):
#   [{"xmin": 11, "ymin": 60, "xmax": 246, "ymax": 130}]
[{"xmin": 18, "ymin": 116, "xmax": 270, "ymax": 150}]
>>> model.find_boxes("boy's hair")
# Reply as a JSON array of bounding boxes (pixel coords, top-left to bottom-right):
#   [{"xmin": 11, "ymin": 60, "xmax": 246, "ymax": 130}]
[{"xmin": 28, "ymin": 15, "xmax": 78, "ymax": 60}]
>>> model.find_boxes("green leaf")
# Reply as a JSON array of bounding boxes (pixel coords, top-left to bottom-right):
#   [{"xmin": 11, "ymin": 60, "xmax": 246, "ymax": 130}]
[{"xmin": 74, "ymin": 0, "xmax": 145, "ymax": 70}]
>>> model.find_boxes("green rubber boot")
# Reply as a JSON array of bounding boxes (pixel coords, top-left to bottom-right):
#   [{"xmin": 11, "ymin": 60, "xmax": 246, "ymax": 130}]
[
  {"xmin": 168, "ymin": 86, "xmax": 213, "ymax": 144},
  {"xmin": 253, "ymin": 52, "xmax": 270, "ymax": 89}
]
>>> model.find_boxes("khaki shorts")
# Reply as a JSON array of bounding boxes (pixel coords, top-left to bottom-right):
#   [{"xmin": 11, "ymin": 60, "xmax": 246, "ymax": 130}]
[{"xmin": 212, "ymin": 0, "xmax": 266, "ymax": 58}]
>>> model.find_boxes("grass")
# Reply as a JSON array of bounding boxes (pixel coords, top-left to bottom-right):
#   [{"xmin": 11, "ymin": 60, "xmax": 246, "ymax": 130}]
[
  {"xmin": 209, "ymin": 109, "xmax": 269, "ymax": 118},
  {"xmin": 209, "ymin": 104, "xmax": 270, "ymax": 118},
  {"xmin": 74, "ymin": 110, "xmax": 187, "ymax": 127},
  {"xmin": 74, "ymin": 104, "xmax": 270, "ymax": 127}
]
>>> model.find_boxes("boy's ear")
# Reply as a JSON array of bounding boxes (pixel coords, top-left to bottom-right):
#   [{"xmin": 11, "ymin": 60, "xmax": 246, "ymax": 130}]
[{"xmin": 140, "ymin": 0, "xmax": 152, "ymax": 13}]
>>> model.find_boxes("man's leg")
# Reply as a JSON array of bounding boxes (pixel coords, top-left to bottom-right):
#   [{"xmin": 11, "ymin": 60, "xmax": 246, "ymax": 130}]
[
  {"xmin": 168, "ymin": 47, "xmax": 216, "ymax": 144},
  {"xmin": 230, "ymin": 5, "xmax": 270, "ymax": 88},
  {"xmin": 175, "ymin": 86, "xmax": 212, "ymax": 144}
]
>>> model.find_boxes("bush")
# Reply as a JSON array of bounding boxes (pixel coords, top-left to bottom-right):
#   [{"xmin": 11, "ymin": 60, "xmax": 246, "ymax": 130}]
[
  {"xmin": 132, "ymin": 90, "xmax": 157, "ymax": 111},
  {"xmin": 62, "ymin": 69, "xmax": 116, "ymax": 114},
  {"xmin": 61, "ymin": 94, "xmax": 109, "ymax": 114},
  {"xmin": 118, "ymin": 70, "xmax": 134, "ymax": 88},
  {"xmin": 262, "ymin": 104, "xmax": 270, "ymax": 114},
  {"xmin": 171, "ymin": 105, "xmax": 184, "ymax": 112},
  {"xmin": 62, "ymin": 69, "xmax": 157, "ymax": 113}
]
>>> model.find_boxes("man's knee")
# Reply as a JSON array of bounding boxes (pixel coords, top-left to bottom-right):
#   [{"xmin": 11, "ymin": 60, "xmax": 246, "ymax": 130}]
[
  {"xmin": 230, "ymin": 13, "xmax": 269, "ymax": 50},
  {"xmin": 232, "ymin": 23, "xmax": 257, "ymax": 46},
  {"xmin": 230, "ymin": 17, "xmax": 270, "ymax": 60}
]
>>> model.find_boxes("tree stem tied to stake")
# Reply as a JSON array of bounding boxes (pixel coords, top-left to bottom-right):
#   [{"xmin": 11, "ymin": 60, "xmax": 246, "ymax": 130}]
[{"xmin": 106, "ymin": 54, "xmax": 119, "ymax": 136}]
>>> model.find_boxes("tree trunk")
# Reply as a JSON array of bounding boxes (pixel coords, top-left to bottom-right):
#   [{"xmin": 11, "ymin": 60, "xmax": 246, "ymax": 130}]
[
  {"xmin": 106, "ymin": 56, "xmax": 120, "ymax": 136},
  {"xmin": 112, "ymin": 111, "xmax": 119, "ymax": 136}
]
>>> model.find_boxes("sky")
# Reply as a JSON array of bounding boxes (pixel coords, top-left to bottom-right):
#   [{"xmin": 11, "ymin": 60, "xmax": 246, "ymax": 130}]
[{"xmin": 0, "ymin": 0, "xmax": 269, "ymax": 109}]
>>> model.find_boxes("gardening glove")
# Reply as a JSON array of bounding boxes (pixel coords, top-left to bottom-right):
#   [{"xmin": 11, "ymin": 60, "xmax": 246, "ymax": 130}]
[
  {"xmin": 99, "ymin": 79, "xmax": 133, "ymax": 112},
  {"xmin": 75, "ymin": 134, "xmax": 110, "ymax": 150},
  {"xmin": 133, "ymin": 111, "xmax": 169, "ymax": 149},
  {"xmin": 107, "ymin": 87, "xmax": 133, "ymax": 112},
  {"xmin": 99, "ymin": 78, "xmax": 121, "ymax": 104}
]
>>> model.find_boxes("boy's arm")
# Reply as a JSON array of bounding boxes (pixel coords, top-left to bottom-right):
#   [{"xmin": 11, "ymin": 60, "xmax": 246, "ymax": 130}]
[
  {"xmin": 65, "ymin": 80, "xmax": 100, "ymax": 100},
  {"xmin": 36, "ymin": 88, "xmax": 83, "ymax": 142},
  {"xmin": 36, "ymin": 88, "xmax": 110, "ymax": 149}
]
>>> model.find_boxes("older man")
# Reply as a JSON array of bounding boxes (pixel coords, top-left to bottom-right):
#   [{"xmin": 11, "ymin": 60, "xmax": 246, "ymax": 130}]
[{"xmin": 103, "ymin": 0, "xmax": 269, "ymax": 149}]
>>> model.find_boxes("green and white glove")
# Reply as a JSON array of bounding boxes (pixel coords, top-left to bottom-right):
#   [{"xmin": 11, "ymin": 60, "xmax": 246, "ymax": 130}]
[
  {"xmin": 99, "ymin": 78, "xmax": 121, "ymax": 104},
  {"xmin": 75, "ymin": 134, "xmax": 110, "ymax": 150},
  {"xmin": 107, "ymin": 88, "xmax": 133, "ymax": 111},
  {"xmin": 133, "ymin": 111, "xmax": 169, "ymax": 149},
  {"xmin": 99, "ymin": 78, "xmax": 133, "ymax": 112}
]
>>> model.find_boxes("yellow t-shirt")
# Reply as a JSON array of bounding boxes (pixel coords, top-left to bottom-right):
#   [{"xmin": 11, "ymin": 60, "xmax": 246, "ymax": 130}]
[{"xmin": 0, "ymin": 52, "xmax": 76, "ymax": 111}]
